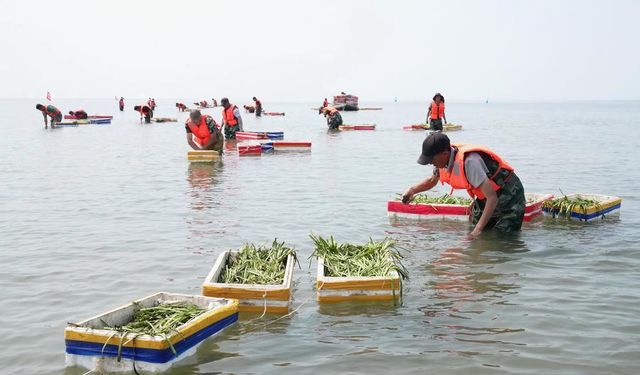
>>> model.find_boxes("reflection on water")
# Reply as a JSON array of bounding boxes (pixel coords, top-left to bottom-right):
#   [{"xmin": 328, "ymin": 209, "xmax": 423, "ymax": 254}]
[
  {"xmin": 185, "ymin": 162, "xmax": 226, "ymax": 248},
  {"xmin": 419, "ymin": 241, "xmax": 527, "ymax": 355},
  {"xmin": 186, "ymin": 162, "xmax": 223, "ymax": 211}
]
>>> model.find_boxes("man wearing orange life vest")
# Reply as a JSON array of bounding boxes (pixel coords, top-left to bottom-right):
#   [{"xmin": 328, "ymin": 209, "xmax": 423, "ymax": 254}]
[
  {"xmin": 36, "ymin": 103, "xmax": 62, "ymax": 128},
  {"xmin": 402, "ymin": 133, "xmax": 525, "ymax": 239},
  {"xmin": 426, "ymin": 93, "xmax": 447, "ymax": 131},
  {"xmin": 185, "ymin": 110, "xmax": 223, "ymax": 153},
  {"xmin": 134, "ymin": 105, "xmax": 153, "ymax": 123},
  {"xmin": 220, "ymin": 97, "xmax": 243, "ymax": 140},
  {"xmin": 319, "ymin": 106, "xmax": 343, "ymax": 130}
]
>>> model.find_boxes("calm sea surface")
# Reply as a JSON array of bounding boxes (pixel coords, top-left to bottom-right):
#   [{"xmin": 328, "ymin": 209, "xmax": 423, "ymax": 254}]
[{"xmin": 1, "ymin": 99, "xmax": 639, "ymax": 374}]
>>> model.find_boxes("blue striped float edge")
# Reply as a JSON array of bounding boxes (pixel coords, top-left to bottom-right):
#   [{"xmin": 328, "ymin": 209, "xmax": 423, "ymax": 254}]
[
  {"xmin": 543, "ymin": 203, "xmax": 621, "ymax": 221},
  {"xmin": 65, "ymin": 312, "xmax": 238, "ymax": 364},
  {"xmin": 266, "ymin": 132, "xmax": 284, "ymax": 139}
]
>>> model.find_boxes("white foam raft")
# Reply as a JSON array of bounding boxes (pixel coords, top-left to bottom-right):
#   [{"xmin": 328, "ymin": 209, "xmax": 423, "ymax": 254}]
[
  {"xmin": 387, "ymin": 193, "xmax": 553, "ymax": 222},
  {"xmin": 64, "ymin": 292, "xmax": 238, "ymax": 373},
  {"xmin": 202, "ymin": 250, "xmax": 295, "ymax": 314}
]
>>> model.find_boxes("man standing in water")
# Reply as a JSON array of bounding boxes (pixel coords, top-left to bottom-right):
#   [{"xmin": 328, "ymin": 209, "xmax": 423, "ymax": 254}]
[
  {"xmin": 426, "ymin": 93, "xmax": 447, "ymax": 131},
  {"xmin": 119, "ymin": 97, "xmax": 125, "ymax": 111},
  {"xmin": 220, "ymin": 97, "xmax": 243, "ymax": 140},
  {"xmin": 185, "ymin": 110, "xmax": 223, "ymax": 153},
  {"xmin": 253, "ymin": 96, "xmax": 262, "ymax": 117},
  {"xmin": 36, "ymin": 103, "xmax": 62, "ymax": 128},
  {"xmin": 402, "ymin": 133, "xmax": 525, "ymax": 239},
  {"xmin": 319, "ymin": 106, "xmax": 343, "ymax": 130},
  {"xmin": 134, "ymin": 104, "xmax": 153, "ymax": 123}
]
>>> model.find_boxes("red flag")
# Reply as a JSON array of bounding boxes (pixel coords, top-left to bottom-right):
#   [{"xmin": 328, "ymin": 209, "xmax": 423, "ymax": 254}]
[{"xmin": 46, "ymin": 91, "xmax": 51, "ymax": 101}]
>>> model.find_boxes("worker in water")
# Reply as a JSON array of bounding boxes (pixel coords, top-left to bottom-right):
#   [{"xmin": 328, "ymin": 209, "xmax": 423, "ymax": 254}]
[
  {"xmin": 68, "ymin": 110, "xmax": 88, "ymax": 119},
  {"xmin": 322, "ymin": 98, "xmax": 329, "ymax": 107},
  {"xmin": 220, "ymin": 97, "xmax": 243, "ymax": 140},
  {"xmin": 402, "ymin": 132, "xmax": 525, "ymax": 239},
  {"xmin": 185, "ymin": 110, "xmax": 223, "ymax": 153},
  {"xmin": 426, "ymin": 93, "xmax": 447, "ymax": 131},
  {"xmin": 36, "ymin": 103, "xmax": 62, "ymax": 128},
  {"xmin": 319, "ymin": 106, "xmax": 342, "ymax": 130},
  {"xmin": 119, "ymin": 97, "xmax": 125, "ymax": 111},
  {"xmin": 176, "ymin": 103, "xmax": 188, "ymax": 112},
  {"xmin": 253, "ymin": 96, "xmax": 262, "ymax": 117},
  {"xmin": 134, "ymin": 105, "xmax": 153, "ymax": 123}
]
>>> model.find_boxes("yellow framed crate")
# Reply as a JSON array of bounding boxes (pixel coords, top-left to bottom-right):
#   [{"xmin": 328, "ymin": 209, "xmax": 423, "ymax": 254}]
[
  {"xmin": 188, "ymin": 150, "xmax": 220, "ymax": 162},
  {"xmin": 316, "ymin": 257, "xmax": 402, "ymax": 304},
  {"xmin": 543, "ymin": 193, "xmax": 622, "ymax": 221},
  {"xmin": 64, "ymin": 292, "xmax": 238, "ymax": 373},
  {"xmin": 202, "ymin": 250, "xmax": 295, "ymax": 314}
]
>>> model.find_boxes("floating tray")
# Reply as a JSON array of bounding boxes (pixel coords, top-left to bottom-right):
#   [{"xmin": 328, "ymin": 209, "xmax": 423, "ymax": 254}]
[
  {"xmin": 316, "ymin": 257, "xmax": 401, "ymax": 303},
  {"xmin": 524, "ymin": 193, "xmax": 554, "ymax": 222},
  {"xmin": 188, "ymin": 150, "xmax": 220, "ymax": 162},
  {"xmin": 542, "ymin": 193, "xmax": 622, "ymax": 221},
  {"xmin": 387, "ymin": 200, "xmax": 471, "ymax": 221},
  {"xmin": 151, "ymin": 118, "xmax": 177, "ymax": 123},
  {"xmin": 202, "ymin": 250, "xmax": 295, "ymax": 314},
  {"xmin": 64, "ymin": 292, "xmax": 238, "ymax": 373},
  {"xmin": 339, "ymin": 124, "xmax": 376, "ymax": 131},
  {"xmin": 238, "ymin": 144, "xmax": 262, "ymax": 156}
]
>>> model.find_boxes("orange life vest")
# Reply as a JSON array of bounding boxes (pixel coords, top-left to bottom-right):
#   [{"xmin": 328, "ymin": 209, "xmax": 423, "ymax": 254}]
[
  {"xmin": 325, "ymin": 106, "xmax": 339, "ymax": 116},
  {"xmin": 429, "ymin": 100, "xmax": 445, "ymax": 120},
  {"xmin": 187, "ymin": 115, "xmax": 215, "ymax": 147},
  {"xmin": 438, "ymin": 144, "xmax": 514, "ymax": 200},
  {"xmin": 222, "ymin": 104, "xmax": 238, "ymax": 126}
]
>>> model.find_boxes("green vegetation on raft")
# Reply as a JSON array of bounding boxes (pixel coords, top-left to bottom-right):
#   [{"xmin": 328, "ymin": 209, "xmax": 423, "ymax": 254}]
[
  {"xmin": 220, "ymin": 239, "xmax": 297, "ymax": 285},
  {"xmin": 396, "ymin": 193, "xmax": 472, "ymax": 205},
  {"xmin": 103, "ymin": 301, "xmax": 205, "ymax": 337},
  {"xmin": 310, "ymin": 234, "xmax": 408, "ymax": 279},
  {"xmin": 542, "ymin": 194, "xmax": 601, "ymax": 218}
]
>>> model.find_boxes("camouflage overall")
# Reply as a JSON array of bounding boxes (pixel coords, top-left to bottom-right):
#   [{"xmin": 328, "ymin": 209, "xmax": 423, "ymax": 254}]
[{"xmin": 470, "ymin": 154, "xmax": 526, "ymax": 232}]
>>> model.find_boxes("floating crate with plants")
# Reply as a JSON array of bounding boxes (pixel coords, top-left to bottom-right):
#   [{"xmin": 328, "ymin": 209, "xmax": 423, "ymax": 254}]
[
  {"xmin": 311, "ymin": 235, "xmax": 408, "ymax": 304},
  {"xmin": 387, "ymin": 193, "xmax": 472, "ymax": 221},
  {"xmin": 542, "ymin": 193, "xmax": 621, "ymax": 221},
  {"xmin": 187, "ymin": 150, "xmax": 220, "ymax": 162},
  {"xmin": 202, "ymin": 240, "xmax": 297, "ymax": 314},
  {"xmin": 64, "ymin": 292, "xmax": 238, "ymax": 373},
  {"xmin": 524, "ymin": 193, "xmax": 554, "ymax": 221}
]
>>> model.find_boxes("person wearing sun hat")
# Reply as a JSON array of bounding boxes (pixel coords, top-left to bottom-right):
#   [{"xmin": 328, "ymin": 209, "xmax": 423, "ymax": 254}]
[{"xmin": 402, "ymin": 132, "xmax": 525, "ymax": 239}]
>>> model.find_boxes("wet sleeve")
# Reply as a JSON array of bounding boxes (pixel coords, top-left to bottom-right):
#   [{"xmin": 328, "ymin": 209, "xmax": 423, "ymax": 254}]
[
  {"xmin": 185, "ymin": 123, "xmax": 192, "ymax": 133},
  {"xmin": 464, "ymin": 153, "xmax": 489, "ymax": 188}
]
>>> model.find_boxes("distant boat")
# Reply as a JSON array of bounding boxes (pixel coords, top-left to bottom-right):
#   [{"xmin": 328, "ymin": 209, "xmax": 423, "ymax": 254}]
[{"xmin": 332, "ymin": 94, "xmax": 359, "ymax": 111}]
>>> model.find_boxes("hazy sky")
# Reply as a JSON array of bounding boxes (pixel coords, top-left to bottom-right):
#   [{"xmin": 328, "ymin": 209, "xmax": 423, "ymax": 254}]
[{"xmin": 1, "ymin": 0, "xmax": 638, "ymax": 101}]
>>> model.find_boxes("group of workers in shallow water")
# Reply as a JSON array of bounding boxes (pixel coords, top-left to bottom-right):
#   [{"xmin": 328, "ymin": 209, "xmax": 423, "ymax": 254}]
[{"xmin": 36, "ymin": 91, "xmax": 524, "ymax": 239}]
